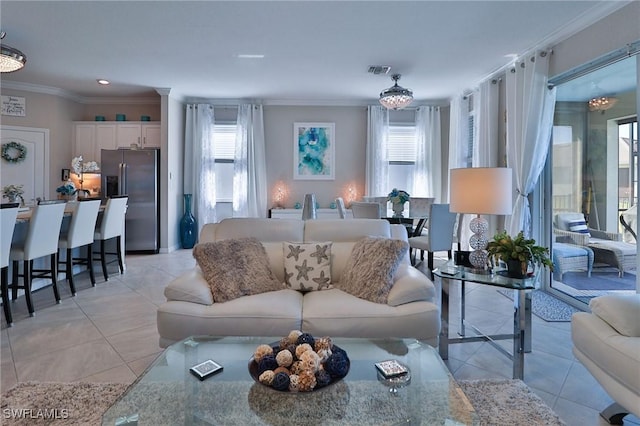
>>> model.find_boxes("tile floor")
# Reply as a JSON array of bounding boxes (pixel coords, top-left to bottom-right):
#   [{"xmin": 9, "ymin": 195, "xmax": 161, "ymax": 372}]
[{"xmin": 1, "ymin": 250, "xmax": 638, "ymax": 426}]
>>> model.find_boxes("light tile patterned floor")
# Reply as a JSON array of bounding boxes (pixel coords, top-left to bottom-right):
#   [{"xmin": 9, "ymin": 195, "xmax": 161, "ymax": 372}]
[{"xmin": 0, "ymin": 250, "xmax": 638, "ymax": 426}]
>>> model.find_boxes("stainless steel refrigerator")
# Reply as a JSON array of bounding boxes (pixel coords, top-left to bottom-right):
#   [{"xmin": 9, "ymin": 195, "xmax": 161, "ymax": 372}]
[{"xmin": 101, "ymin": 149, "xmax": 160, "ymax": 253}]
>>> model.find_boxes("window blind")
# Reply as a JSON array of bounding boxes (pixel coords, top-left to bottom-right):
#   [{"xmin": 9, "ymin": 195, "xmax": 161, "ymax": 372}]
[
  {"xmin": 388, "ymin": 125, "xmax": 416, "ymax": 163},
  {"xmin": 213, "ymin": 124, "xmax": 237, "ymax": 160}
]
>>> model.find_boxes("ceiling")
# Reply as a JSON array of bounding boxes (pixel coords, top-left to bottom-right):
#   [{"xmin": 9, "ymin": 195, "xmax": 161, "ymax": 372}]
[{"xmin": 0, "ymin": 1, "xmax": 634, "ymax": 105}]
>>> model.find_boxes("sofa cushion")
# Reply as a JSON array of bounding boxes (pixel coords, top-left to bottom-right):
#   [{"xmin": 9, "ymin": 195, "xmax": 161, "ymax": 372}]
[
  {"xmin": 283, "ymin": 242, "xmax": 332, "ymax": 291},
  {"xmin": 193, "ymin": 238, "xmax": 283, "ymax": 303},
  {"xmin": 568, "ymin": 219, "xmax": 590, "ymax": 236},
  {"xmin": 386, "ymin": 264, "xmax": 434, "ymax": 306},
  {"xmin": 337, "ymin": 237, "xmax": 408, "ymax": 304},
  {"xmin": 589, "ymin": 293, "xmax": 640, "ymax": 337}
]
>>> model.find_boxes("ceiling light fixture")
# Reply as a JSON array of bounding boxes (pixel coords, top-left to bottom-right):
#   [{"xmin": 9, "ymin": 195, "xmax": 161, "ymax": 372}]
[
  {"xmin": 97, "ymin": 79, "xmax": 110, "ymax": 85},
  {"xmin": 0, "ymin": 31, "xmax": 26, "ymax": 73},
  {"xmin": 379, "ymin": 74, "xmax": 413, "ymax": 110},
  {"xmin": 588, "ymin": 96, "xmax": 617, "ymax": 112}
]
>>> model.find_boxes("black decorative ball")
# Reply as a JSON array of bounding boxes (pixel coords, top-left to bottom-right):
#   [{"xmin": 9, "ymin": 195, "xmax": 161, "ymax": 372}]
[
  {"xmin": 258, "ymin": 354, "xmax": 278, "ymax": 374},
  {"xmin": 315, "ymin": 369, "xmax": 332, "ymax": 388},
  {"xmin": 324, "ymin": 352, "xmax": 350, "ymax": 378},
  {"xmin": 272, "ymin": 372, "xmax": 290, "ymax": 391},
  {"xmin": 297, "ymin": 333, "xmax": 315, "ymax": 347}
]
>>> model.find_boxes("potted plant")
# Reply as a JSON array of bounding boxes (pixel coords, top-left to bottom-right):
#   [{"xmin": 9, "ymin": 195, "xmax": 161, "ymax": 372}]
[{"xmin": 486, "ymin": 230, "xmax": 554, "ymax": 278}]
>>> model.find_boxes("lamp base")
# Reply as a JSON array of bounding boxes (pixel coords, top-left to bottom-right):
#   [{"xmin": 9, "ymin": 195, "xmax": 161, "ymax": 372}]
[{"xmin": 468, "ymin": 215, "xmax": 489, "ymax": 270}]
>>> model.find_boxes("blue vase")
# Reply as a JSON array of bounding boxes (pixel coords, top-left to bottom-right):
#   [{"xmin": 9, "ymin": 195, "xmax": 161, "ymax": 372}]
[{"xmin": 180, "ymin": 194, "xmax": 197, "ymax": 249}]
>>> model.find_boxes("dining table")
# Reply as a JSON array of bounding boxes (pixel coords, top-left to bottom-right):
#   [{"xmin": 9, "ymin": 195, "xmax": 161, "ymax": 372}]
[{"xmin": 383, "ymin": 216, "xmax": 428, "ymax": 238}]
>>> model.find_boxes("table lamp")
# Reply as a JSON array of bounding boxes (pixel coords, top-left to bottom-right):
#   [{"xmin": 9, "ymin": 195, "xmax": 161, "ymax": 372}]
[{"xmin": 450, "ymin": 167, "xmax": 512, "ymax": 271}]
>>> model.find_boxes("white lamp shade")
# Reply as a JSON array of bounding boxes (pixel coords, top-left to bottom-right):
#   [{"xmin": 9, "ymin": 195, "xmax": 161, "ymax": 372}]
[{"xmin": 450, "ymin": 167, "xmax": 512, "ymax": 215}]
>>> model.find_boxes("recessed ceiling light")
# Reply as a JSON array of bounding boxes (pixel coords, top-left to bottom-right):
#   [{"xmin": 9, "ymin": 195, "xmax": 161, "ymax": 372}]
[
  {"xmin": 97, "ymin": 79, "xmax": 110, "ymax": 85},
  {"xmin": 237, "ymin": 54, "xmax": 265, "ymax": 59}
]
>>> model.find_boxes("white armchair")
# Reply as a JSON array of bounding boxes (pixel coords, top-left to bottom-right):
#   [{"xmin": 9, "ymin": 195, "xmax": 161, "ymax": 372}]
[{"xmin": 572, "ymin": 294, "xmax": 640, "ymax": 424}]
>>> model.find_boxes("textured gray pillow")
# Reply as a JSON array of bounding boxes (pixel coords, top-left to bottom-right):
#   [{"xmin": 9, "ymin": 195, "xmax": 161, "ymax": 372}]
[
  {"xmin": 337, "ymin": 237, "xmax": 409, "ymax": 304},
  {"xmin": 193, "ymin": 238, "xmax": 283, "ymax": 303}
]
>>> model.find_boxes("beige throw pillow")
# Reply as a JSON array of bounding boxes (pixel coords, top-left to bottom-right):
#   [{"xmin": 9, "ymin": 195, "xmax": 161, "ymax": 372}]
[
  {"xmin": 283, "ymin": 242, "xmax": 332, "ymax": 292},
  {"xmin": 193, "ymin": 238, "xmax": 283, "ymax": 303},
  {"xmin": 337, "ymin": 237, "xmax": 408, "ymax": 304}
]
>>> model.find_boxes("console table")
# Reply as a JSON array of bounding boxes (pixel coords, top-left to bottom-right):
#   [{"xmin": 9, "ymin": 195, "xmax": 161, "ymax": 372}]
[
  {"xmin": 269, "ymin": 208, "xmax": 352, "ymax": 219},
  {"xmin": 434, "ymin": 261, "xmax": 536, "ymax": 380}
]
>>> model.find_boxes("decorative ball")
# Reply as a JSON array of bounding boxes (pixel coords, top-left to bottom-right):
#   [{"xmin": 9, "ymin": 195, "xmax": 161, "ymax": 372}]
[
  {"xmin": 288, "ymin": 374, "xmax": 300, "ymax": 392},
  {"xmin": 297, "ymin": 370, "xmax": 317, "ymax": 392},
  {"xmin": 258, "ymin": 354, "xmax": 278, "ymax": 374},
  {"xmin": 300, "ymin": 350, "xmax": 321, "ymax": 373},
  {"xmin": 317, "ymin": 348, "xmax": 332, "ymax": 363},
  {"xmin": 315, "ymin": 370, "xmax": 331, "ymax": 388},
  {"xmin": 324, "ymin": 352, "xmax": 349, "ymax": 378},
  {"xmin": 259, "ymin": 370, "xmax": 275, "ymax": 385},
  {"xmin": 287, "ymin": 344, "xmax": 298, "ymax": 356},
  {"xmin": 287, "ymin": 330, "xmax": 303, "ymax": 344},
  {"xmin": 254, "ymin": 344, "xmax": 274, "ymax": 363},
  {"xmin": 314, "ymin": 337, "xmax": 332, "ymax": 352},
  {"xmin": 290, "ymin": 360, "xmax": 305, "ymax": 375},
  {"xmin": 297, "ymin": 332, "xmax": 316, "ymax": 347},
  {"xmin": 276, "ymin": 349, "xmax": 293, "ymax": 367},
  {"xmin": 273, "ymin": 366, "xmax": 290, "ymax": 376},
  {"xmin": 295, "ymin": 343, "xmax": 313, "ymax": 359},
  {"xmin": 279, "ymin": 337, "xmax": 290, "ymax": 349},
  {"xmin": 272, "ymin": 372, "xmax": 290, "ymax": 391}
]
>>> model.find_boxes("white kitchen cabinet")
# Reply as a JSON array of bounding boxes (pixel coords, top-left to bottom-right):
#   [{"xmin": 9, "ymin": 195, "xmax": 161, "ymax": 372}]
[
  {"xmin": 74, "ymin": 122, "xmax": 117, "ymax": 161},
  {"xmin": 96, "ymin": 124, "xmax": 117, "ymax": 153},
  {"xmin": 116, "ymin": 123, "xmax": 161, "ymax": 148}
]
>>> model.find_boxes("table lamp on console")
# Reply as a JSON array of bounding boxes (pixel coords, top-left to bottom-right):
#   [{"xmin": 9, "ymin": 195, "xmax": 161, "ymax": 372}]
[{"xmin": 450, "ymin": 167, "xmax": 512, "ymax": 272}]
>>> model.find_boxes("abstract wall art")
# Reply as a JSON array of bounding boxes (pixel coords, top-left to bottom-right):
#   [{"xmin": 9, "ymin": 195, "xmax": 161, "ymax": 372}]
[{"xmin": 293, "ymin": 122, "xmax": 335, "ymax": 180}]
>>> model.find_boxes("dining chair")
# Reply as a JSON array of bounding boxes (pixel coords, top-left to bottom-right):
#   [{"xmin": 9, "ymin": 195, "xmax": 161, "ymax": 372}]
[
  {"xmin": 93, "ymin": 196, "xmax": 128, "ymax": 281},
  {"xmin": 9, "ymin": 201, "xmax": 66, "ymax": 317},
  {"xmin": 58, "ymin": 199, "xmax": 101, "ymax": 294},
  {"xmin": 408, "ymin": 203, "xmax": 457, "ymax": 279},
  {"xmin": 1, "ymin": 204, "xmax": 19, "ymax": 325},
  {"xmin": 335, "ymin": 197, "xmax": 347, "ymax": 219},
  {"xmin": 350, "ymin": 202, "xmax": 381, "ymax": 219}
]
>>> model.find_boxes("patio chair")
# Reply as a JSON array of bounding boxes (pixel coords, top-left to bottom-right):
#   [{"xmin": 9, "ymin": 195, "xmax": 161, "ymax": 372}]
[{"xmin": 620, "ymin": 205, "xmax": 636, "ymax": 243}]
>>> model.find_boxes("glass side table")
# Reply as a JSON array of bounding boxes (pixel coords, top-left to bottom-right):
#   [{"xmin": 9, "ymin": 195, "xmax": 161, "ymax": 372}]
[{"xmin": 433, "ymin": 260, "xmax": 538, "ymax": 380}]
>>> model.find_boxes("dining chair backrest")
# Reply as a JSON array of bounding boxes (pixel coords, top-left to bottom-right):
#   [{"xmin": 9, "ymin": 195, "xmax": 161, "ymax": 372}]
[
  {"xmin": 409, "ymin": 197, "xmax": 435, "ymax": 218},
  {"xmin": 63, "ymin": 199, "xmax": 101, "ymax": 248},
  {"xmin": 97, "ymin": 197, "xmax": 128, "ymax": 240},
  {"xmin": 350, "ymin": 201, "xmax": 381, "ymax": 219},
  {"xmin": 335, "ymin": 197, "xmax": 347, "ymax": 219},
  {"xmin": 427, "ymin": 204, "xmax": 457, "ymax": 252},
  {"xmin": 37, "ymin": 199, "xmax": 66, "ymax": 205},
  {"xmin": 23, "ymin": 203, "xmax": 66, "ymax": 260},
  {"xmin": 362, "ymin": 196, "xmax": 387, "ymax": 215},
  {"xmin": 1, "ymin": 207, "xmax": 19, "ymax": 269}
]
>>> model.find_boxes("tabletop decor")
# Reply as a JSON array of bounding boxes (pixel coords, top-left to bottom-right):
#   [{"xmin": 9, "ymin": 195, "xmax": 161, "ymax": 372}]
[
  {"xmin": 249, "ymin": 330, "xmax": 350, "ymax": 392},
  {"xmin": 71, "ymin": 156, "xmax": 99, "ymax": 196},
  {"xmin": 486, "ymin": 230, "xmax": 554, "ymax": 278},
  {"xmin": 56, "ymin": 181, "xmax": 77, "ymax": 200},
  {"xmin": 1, "ymin": 141, "xmax": 27, "ymax": 163},
  {"xmin": 2, "ymin": 184, "xmax": 24, "ymax": 204},
  {"xmin": 387, "ymin": 188, "xmax": 410, "ymax": 217}
]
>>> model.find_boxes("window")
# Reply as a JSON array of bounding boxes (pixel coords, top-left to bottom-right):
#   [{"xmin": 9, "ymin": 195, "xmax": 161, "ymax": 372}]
[
  {"xmin": 213, "ymin": 123, "xmax": 237, "ymax": 203},
  {"xmin": 618, "ymin": 118, "xmax": 638, "ymax": 210},
  {"xmin": 388, "ymin": 124, "xmax": 416, "ymax": 191}
]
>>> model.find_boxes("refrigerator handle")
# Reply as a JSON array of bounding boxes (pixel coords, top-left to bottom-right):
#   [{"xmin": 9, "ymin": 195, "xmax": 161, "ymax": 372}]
[{"xmin": 119, "ymin": 162, "xmax": 126, "ymax": 195}]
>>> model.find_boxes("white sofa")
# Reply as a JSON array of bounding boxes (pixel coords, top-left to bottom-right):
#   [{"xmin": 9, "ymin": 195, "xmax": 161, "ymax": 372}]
[
  {"xmin": 157, "ymin": 218, "xmax": 440, "ymax": 348},
  {"xmin": 572, "ymin": 294, "xmax": 640, "ymax": 423}
]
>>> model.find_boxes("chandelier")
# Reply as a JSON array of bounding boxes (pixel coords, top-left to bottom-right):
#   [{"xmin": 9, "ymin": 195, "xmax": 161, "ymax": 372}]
[
  {"xmin": 0, "ymin": 32, "xmax": 26, "ymax": 73},
  {"xmin": 379, "ymin": 74, "xmax": 413, "ymax": 110},
  {"xmin": 588, "ymin": 96, "xmax": 617, "ymax": 112}
]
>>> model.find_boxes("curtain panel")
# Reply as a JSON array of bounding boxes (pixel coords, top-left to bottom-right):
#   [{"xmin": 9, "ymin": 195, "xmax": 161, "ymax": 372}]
[
  {"xmin": 473, "ymin": 79, "xmax": 500, "ymax": 168},
  {"xmin": 505, "ymin": 51, "xmax": 557, "ymax": 237},
  {"xmin": 413, "ymin": 106, "xmax": 441, "ymax": 201},
  {"xmin": 448, "ymin": 95, "xmax": 471, "ymax": 249},
  {"xmin": 233, "ymin": 104, "xmax": 268, "ymax": 218},
  {"xmin": 184, "ymin": 104, "xmax": 216, "ymax": 233},
  {"xmin": 365, "ymin": 105, "xmax": 389, "ymax": 197}
]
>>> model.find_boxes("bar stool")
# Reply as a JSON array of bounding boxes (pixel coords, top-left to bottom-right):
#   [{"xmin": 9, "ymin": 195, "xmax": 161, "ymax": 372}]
[
  {"xmin": 58, "ymin": 199, "xmax": 101, "ymax": 294},
  {"xmin": 1, "ymin": 203, "xmax": 19, "ymax": 325},
  {"xmin": 93, "ymin": 197, "xmax": 128, "ymax": 281},
  {"xmin": 9, "ymin": 201, "xmax": 66, "ymax": 317}
]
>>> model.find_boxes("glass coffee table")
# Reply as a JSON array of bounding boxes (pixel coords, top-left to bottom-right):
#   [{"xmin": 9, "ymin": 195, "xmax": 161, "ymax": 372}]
[{"xmin": 102, "ymin": 336, "xmax": 478, "ymax": 425}]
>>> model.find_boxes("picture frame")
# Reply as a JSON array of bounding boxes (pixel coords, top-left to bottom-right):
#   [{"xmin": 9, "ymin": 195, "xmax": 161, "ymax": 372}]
[{"xmin": 293, "ymin": 122, "xmax": 335, "ymax": 180}]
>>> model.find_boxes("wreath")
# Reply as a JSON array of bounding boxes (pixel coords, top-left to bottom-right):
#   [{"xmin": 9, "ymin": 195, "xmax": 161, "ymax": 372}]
[{"xmin": 1, "ymin": 141, "xmax": 27, "ymax": 163}]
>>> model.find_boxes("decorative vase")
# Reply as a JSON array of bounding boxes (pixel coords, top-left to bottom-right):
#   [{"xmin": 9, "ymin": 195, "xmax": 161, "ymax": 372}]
[
  {"xmin": 506, "ymin": 259, "xmax": 527, "ymax": 278},
  {"xmin": 392, "ymin": 202, "xmax": 405, "ymax": 218},
  {"xmin": 301, "ymin": 193, "xmax": 317, "ymax": 220},
  {"xmin": 180, "ymin": 194, "xmax": 197, "ymax": 249}
]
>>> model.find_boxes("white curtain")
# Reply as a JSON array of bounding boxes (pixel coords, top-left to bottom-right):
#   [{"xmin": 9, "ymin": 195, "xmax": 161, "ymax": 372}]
[
  {"xmin": 505, "ymin": 51, "xmax": 557, "ymax": 237},
  {"xmin": 473, "ymin": 79, "xmax": 500, "ymax": 167},
  {"xmin": 233, "ymin": 104, "xmax": 268, "ymax": 217},
  {"xmin": 365, "ymin": 105, "xmax": 389, "ymax": 197},
  {"xmin": 413, "ymin": 106, "xmax": 441, "ymax": 201},
  {"xmin": 448, "ymin": 95, "xmax": 471, "ymax": 249},
  {"xmin": 184, "ymin": 104, "xmax": 216, "ymax": 232}
]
